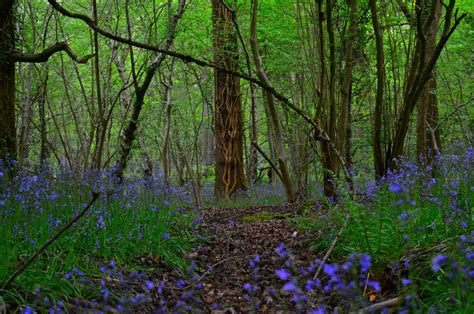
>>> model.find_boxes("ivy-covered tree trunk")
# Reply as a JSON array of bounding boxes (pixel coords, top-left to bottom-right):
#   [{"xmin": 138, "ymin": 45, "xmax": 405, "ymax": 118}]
[
  {"xmin": 0, "ymin": 0, "xmax": 17, "ymax": 163},
  {"xmin": 212, "ymin": 0, "xmax": 246, "ymax": 199}
]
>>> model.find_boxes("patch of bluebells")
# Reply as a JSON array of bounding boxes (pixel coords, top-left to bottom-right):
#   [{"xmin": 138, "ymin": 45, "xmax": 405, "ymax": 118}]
[
  {"xmin": 243, "ymin": 244, "xmax": 384, "ymax": 312},
  {"xmin": 352, "ymin": 144, "xmax": 473, "ymax": 309},
  {"xmin": 0, "ymin": 162, "xmax": 199, "ymax": 309},
  {"xmin": 243, "ymin": 255, "xmax": 262, "ymax": 310}
]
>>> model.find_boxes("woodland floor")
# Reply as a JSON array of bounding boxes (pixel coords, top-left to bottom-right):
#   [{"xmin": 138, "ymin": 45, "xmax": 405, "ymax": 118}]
[
  {"xmin": 137, "ymin": 203, "xmax": 330, "ymax": 312},
  {"xmin": 192, "ymin": 204, "xmax": 322, "ymax": 312}
]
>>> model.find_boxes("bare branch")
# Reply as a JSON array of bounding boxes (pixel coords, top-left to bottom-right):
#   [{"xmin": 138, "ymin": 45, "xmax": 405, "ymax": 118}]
[
  {"xmin": 9, "ymin": 41, "xmax": 93, "ymax": 63},
  {"xmin": 46, "ymin": 0, "xmax": 356, "ymax": 195}
]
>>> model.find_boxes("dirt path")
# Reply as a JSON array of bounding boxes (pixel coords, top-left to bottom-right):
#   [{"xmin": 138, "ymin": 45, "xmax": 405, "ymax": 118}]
[{"xmin": 189, "ymin": 204, "xmax": 325, "ymax": 312}]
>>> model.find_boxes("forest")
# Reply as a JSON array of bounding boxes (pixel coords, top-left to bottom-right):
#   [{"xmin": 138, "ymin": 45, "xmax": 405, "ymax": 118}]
[{"xmin": 0, "ymin": 0, "xmax": 472, "ymax": 312}]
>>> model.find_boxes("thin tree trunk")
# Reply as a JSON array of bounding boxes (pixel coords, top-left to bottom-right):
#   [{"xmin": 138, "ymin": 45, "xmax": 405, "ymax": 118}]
[
  {"xmin": 417, "ymin": 0, "xmax": 441, "ymax": 165},
  {"xmin": 91, "ymin": 0, "xmax": 106, "ymax": 170},
  {"xmin": 338, "ymin": 0, "xmax": 357, "ymax": 164},
  {"xmin": 162, "ymin": 66, "xmax": 174, "ymax": 187},
  {"xmin": 369, "ymin": 0, "xmax": 386, "ymax": 178},
  {"xmin": 113, "ymin": 0, "xmax": 186, "ymax": 182},
  {"xmin": 39, "ymin": 72, "xmax": 49, "ymax": 165},
  {"xmin": 250, "ymin": 0, "xmax": 294, "ymax": 202}
]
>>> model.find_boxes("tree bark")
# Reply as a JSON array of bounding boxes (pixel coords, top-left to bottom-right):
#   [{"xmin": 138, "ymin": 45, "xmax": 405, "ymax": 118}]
[
  {"xmin": 162, "ymin": 67, "xmax": 174, "ymax": 186},
  {"xmin": 113, "ymin": 0, "xmax": 185, "ymax": 182},
  {"xmin": 250, "ymin": 0, "xmax": 294, "ymax": 202},
  {"xmin": 389, "ymin": 0, "xmax": 465, "ymax": 169},
  {"xmin": 212, "ymin": 0, "xmax": 246, "ymax": 199},
  {"xmin": 91, "ymin": 0, "xmax": 106, "ymax": 171},
  {"xmin": 0, "ymin": 0, "xmax": 17, "ymax": 163},
  {"xmin": 338, "ymin": 0, "xmax": 357, "ymax": 164},
  {"xmin": 369, "ymin": 0, "xmax": 386, "ymax": 178},
  {"xmin": 416, "ymin": 0, "xmax": 441, "ymax": 165}
]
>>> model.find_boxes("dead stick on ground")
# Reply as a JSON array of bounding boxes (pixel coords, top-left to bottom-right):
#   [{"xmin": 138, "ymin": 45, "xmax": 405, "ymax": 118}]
[
  {"xmin": 354, "ymin": 297, "xmax": 402, "ymax": 313},
  {"xmin": 176, "ymin": 255, "xmax": 248, "ymax": 290},
  {"xmin": 313, "ymin": 212, "xmax": 350, "ymax": 280},
  {"xmin": 1, "ymin": 192, "xmax": 100, "ymax": 290}
]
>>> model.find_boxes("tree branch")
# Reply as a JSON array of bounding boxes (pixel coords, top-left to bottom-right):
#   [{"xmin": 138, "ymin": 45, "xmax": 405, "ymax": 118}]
[
  {"xmin": 47, "ymin": 0, "xmax": 356, "ymax": 196},
  {"xmin": 9, "ymin": 41, "xmax": 93, "ymax": 63},
  {"xmin": 46, "ymin": 0, "xmax": 314, "ymax": 127},
  {"xmin": 251, "ymin": 141, "xmax": 284, "ymax": 183}
]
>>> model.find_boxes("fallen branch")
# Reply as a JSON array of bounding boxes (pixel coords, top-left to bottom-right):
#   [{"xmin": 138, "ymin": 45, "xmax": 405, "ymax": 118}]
[
  {"xmin": 1, "ymin": 192, "xmax": 100, "ymax": 290},
  {"xmin": 175, "ymin": 255, "xmax": 246, "ymax": 291},
  {"xmin": 355, "ymin": 297, "xmax": 403, "ymax": 313},
  {"xmin": 313, "ymin": 212, "xmax": 350, "ymax": 280},
  {"xmin": 251, "ymin": 141, "xmax": 284, "ymax": 184}
]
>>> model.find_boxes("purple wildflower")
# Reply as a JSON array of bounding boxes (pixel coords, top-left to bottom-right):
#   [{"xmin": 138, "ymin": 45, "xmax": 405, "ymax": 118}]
[
  {"xmin": 432, "ymin": 254, "xmax": 447, "ymax": 272},
  {"xmin": 401, "ymin": 278, "xmax": 411, "ymax": 286},
  {"xmin": 276, "ymin": 269, "xmax": 291, "ymax": 280},
  {"xmin": 389, "ymin": 183, "xmax": 402, "ymax": 194},
  {"xmin": 283, "ymin": 281, "xmax": 297, "ymax": 292},
  {"xmin": 367, "ymin": 280, "xmax": 381, "ymax": 292}
]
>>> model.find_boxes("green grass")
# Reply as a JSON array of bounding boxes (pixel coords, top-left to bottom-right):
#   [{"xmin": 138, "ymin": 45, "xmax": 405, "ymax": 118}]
[
  {"xmin": 0, "ymin": 175, "xmax": 199, "ymax": 310},
  {"xmin": 294, "ymin": 168, "xmax": 473, "ymax": 312}
]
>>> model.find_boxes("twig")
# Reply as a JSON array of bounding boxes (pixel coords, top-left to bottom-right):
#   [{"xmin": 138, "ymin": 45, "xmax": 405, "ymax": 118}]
[
  {"xmin": 1, "ymin": 192, "xmax": 100, "ymax": 290},
  {"xmin": 174, "ymin": 255, "xmax": 246, "ymax": 290},
  {"xmin": 251, "ymin": 141, "xmax": 284, "ymax": 183},
  {"xmin": 313, "ymin": 212, "xmax": 350, "ymax": 280},
  {"xmin": 355, "ymin": 297, "xmax": 403, "ymax": 313}
]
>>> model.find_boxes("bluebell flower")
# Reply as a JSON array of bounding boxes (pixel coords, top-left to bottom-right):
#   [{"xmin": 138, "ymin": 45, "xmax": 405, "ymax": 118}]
[
  {"xmin": 101, "ymin": 289, "xmax": 110, "ymax": 299},
  {"xmin": 432, "ymin": 254, "xmax": 447, "ymax": 272},
  {"xmin": 283, "ymin": 281, "xmax": 297, "ymax": 292},
  {"xmin": 145, "ymin": 280, "xmax": 154, "ymax": 290},
  {"xmin": 401, "ymin": 278, "xmax": 411, "ymax": 286},
  {"xmin": 243, "ymin": 282, "xmax": 252, "ymax": 291},
  {"xmin": 367, "ymin": 280, "xmax": 381, "ymax": 292},
  {"xmin": 162, "ymin": 232, "xmax": 170, "ymax": 239},
  {"xmin": 276, "ymin": 269, "xmax": 291, "ymax": 280},
  {"xmin": 275, "ymin": 244, "xmax": 288, "ymax": 258},
  {"xmin": 311, "ymin": 307, "xmax": 325, "ymax": 314},
  {"xmin": 389, "ymin": 183, "xmax": 402, "ymax": 194},
  {"xmin": 323, "ymin": 264, "xmax": 338, "ymax": 276}
]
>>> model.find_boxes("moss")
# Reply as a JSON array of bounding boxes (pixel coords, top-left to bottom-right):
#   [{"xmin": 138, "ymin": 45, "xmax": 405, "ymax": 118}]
[{"xmin": 241, "ymin": 211, "xmax": 291, "ymax": 223}]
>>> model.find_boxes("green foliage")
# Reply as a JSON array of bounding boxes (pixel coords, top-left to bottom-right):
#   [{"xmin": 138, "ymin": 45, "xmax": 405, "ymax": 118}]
[
  {"xmin": 242, "ymin": 210, "xmax": 290, "ymax": 223},
  {"xmin": 0, "ymin": 174, "xmax": 198, "ymax": 308}
]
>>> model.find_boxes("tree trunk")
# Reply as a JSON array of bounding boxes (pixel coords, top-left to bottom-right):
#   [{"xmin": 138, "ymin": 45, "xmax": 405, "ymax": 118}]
[
  {"xmin": 113, "ymin": 0, "xmax": 185, "ymax": 182},
  {"xmin": 39, "ymin": 72, "xmax": 49, "ymax": 165},
  {"xmin": 369, "ymin": 0, "xmax": 386, "ymax": 178},
  {"xmin": 212, "ymin": 0, "xmax": 246, "ymax": 199},
  {"xmin": 250, "ymin": 0, "xmax": 294, "ymax": 202},
  {"xmin": 0, "ymin": 0, "xmax": 17, "ymax": 163},
  {"xmin": 91, "ymin": 0, "xmax": 107, "ymax": 171},
  {"xmin": 417, "ymin": 0, "xmax": 441, "ymax": 165},
  {"xmin": 338, "ymin": 0, "xmax": 357, "ymax": 164},
  {"xmin": 162, "ymin": 69, "xmax": 173, "ymax": 187},
  {"xmin": 389, "ymin": 0, "xmax": 464, "ymax": 170}
]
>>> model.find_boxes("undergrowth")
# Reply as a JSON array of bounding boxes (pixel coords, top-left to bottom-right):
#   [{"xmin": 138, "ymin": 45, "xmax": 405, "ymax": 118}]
[
  {"xmin": 293, "ymin": 146, "xmax": 473, "ymax": 312},
  {"xmin": 1, "ymin": 145, "xmax": 472, "ymax": 312},
  {"xmin": 0, "ymin": 166, "xmax": 199, "ymax": 311}
]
